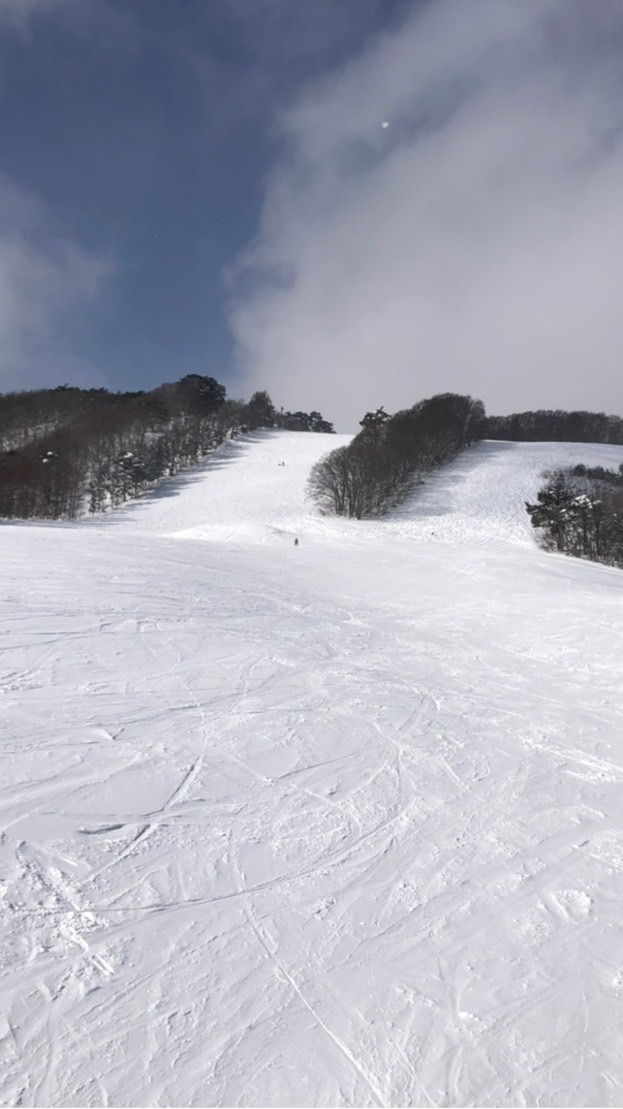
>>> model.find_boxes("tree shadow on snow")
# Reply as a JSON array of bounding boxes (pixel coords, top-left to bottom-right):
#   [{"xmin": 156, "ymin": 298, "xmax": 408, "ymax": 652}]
[
  {"xmin": 385, "ymin": 439, "xmax": 518, "ymax": 522},
  {"xmin": 81, "ymin": 431, "xmax": 274, "ymax": 529}
]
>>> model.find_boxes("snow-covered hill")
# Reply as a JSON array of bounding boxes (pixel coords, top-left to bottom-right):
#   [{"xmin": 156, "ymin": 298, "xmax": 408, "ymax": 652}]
[
  {"xmin": 101, "ymin": 429, "xmax": 350, "ymax": 545},
  {"xmin": 2, "ymin": 432, "xmax": 623, "ymax": 1107}
]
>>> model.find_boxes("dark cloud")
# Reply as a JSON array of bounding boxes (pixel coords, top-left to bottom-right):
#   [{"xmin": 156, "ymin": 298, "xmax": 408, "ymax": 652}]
[
  {"xmin": 0, "ymin": 175, "xmax": 110, "ymax": 391},
  {"xmin": 0, "ymin": 0, "xmax": 409, "ymax": 396},
  {"xmin": 172, "ymin": 0, "xmax": 410, "ymax": 140},
  {"xmin": 0, "ymin": 0, "xmax": 139, "ymax": 43}
]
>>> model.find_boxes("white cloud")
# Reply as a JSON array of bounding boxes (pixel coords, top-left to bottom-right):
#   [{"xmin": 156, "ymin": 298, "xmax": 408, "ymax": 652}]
[
  {"xmin": 228, "ymin": 0, "xmax": 623, "ymax": 431},
  {"xmin": 0, "ymin": 176, "xmax": 111, "ymax": 392}
]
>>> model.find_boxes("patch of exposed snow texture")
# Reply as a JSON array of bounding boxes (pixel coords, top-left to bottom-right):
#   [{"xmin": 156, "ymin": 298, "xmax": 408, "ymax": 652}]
[{"xmin": 2, "ymin": 431, "xmax": 623, "ymax": 1108}]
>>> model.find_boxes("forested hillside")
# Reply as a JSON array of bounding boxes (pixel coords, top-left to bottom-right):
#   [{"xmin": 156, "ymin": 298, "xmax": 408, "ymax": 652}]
[
  {"xmin": 308, "ymin": 393, "xmax": 484, "ymax": 518},
  {"xmin": 0, "ymin": 379, "xmax": 333, "ymax": 519},
  {"xmin": 526, "ymin": 463, "xmax": 623, "ymax": 567}
]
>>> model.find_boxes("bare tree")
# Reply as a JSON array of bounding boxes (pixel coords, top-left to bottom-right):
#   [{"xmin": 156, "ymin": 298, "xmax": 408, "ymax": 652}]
[{"xmin": 307, "ymin": 393, "xmax": 485, "ymax": 519}]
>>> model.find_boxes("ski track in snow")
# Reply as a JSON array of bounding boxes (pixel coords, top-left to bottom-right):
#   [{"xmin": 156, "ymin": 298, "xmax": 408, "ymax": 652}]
[{"xmin": 2, "ymin": 433, "xmax": 623, "ymax": 1106}]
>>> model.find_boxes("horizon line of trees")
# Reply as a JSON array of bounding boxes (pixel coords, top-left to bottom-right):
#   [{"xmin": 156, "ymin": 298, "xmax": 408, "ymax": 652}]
[
  {"xmin": 483, "ymin": 409, "xmax": 623, "ymax": 444},
  {"xmin": 308, "ymin": 393, "xmax": 484, "ymax": 519},
  {"xmin": 0, "ymin": 379, "xmax": 334, "ymax": 520},
  {"xmin": 526, "ymin": 463, "xmax": 623, "ymax": 567}
]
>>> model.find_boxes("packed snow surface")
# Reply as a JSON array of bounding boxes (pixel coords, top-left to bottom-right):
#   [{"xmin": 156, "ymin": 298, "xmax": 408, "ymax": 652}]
[{"xmin": 2, "ymin": 432, "xmax": 623, "ymax": 1108}]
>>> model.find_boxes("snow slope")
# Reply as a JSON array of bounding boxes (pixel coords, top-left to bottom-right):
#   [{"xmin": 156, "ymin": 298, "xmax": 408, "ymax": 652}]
[
  {"xmin": 2, "ymin": 433, "xmax": 623, "ymax": 1108},
  {"xmin": 101, "ymin": 430, "xmax": 350, "ymax": 545}
]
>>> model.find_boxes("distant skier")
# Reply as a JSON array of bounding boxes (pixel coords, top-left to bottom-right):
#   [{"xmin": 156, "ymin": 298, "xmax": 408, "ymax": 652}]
[{"xmin": 294, "ymin": 537, "xmax": 299, "ymax": 547}]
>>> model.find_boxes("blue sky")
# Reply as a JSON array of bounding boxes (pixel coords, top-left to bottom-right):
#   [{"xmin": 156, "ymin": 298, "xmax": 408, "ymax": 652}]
[
  {"xmin": 0, "ymin": 0, "xmax": 409, "ymax": 401},
  {"xmin": 2, "ymin": 0, "xmax": 623, "ymax": 431}
]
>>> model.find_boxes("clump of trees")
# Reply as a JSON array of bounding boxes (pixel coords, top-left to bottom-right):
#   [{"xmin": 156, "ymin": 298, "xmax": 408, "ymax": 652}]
[
  {"xmin": 308, "ymin": 393, "xmax": 484, "ymax": 518},
  {"xmin": 0, "ymin": 380, "xmax": 333, "ymax": 520},
  {"xmin": 242, "ymin": 391, "xmax": 335, "ymax": 434},
  {"xmin": 483, "ymin": 409, "xmax": 623, "ymax": 444},
  {"xmin": 278, "ymin": 410, "xmax": 335, "ymax": 433},
  {"xmin": 526, "ymin": 464, "xmax": 623, "ymax": 566}
]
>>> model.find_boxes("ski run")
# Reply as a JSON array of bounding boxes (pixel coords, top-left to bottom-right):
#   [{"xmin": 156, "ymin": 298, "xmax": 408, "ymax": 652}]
[{"xmin": 2, "ymin": 430, "xmax": 623, "ymax": 1108}]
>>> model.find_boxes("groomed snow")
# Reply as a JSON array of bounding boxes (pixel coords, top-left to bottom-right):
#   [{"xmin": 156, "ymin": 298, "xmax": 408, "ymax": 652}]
[
  {"xmin": 100, "ymin": 430, "xmax": 352, "ymax": 546},
  {"xmin": 2, "ymin": 432, "xmax": 623, "ymax": 1107}
]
